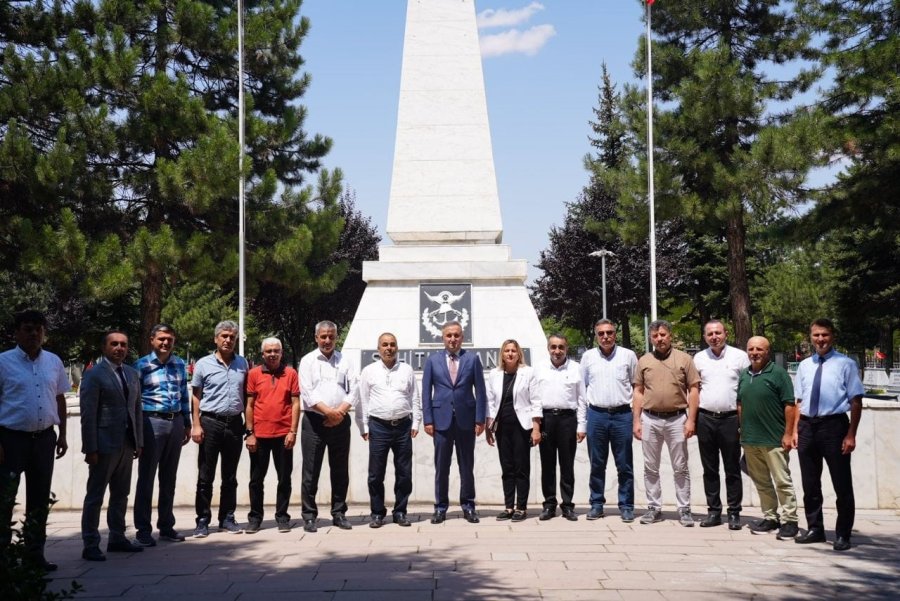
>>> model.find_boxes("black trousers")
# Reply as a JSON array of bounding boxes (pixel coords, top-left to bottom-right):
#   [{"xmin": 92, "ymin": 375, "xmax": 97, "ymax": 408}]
[
  {"xmin": 367, "ymin": 417, "xmax": 413, "ymax": 518},
  {"xmin": 195, "ymin": 414, "xmax": 243, "ymax": 525},
  {"xmin": 300, "ymin": 412, "xmax": 350, "ymax": 520},
  {"xmin": 248, "ymin": 435, "xmax": 293, "ymax": 523},
  {"xmin": 495, "ymin": 413, "xmax": 532, "ymax": 510},
  {"xmin": 696, "ymin": 412, "xmax": 743, "ymax": 515},
  {"xmin": 0, "ymin": 426, "xmax": 56, "ymax": 557},
  {"xmin": 539, "ymin": 411, "xmax": 577, "ymax": 511},
  {"xmin": 797, "ymin": 414, "xmax": 854, "ymax": 538}
]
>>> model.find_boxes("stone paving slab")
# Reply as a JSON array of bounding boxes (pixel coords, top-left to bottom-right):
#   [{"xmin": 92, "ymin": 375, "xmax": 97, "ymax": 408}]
[{"xmin": 37, "ymin": 504, "xmax": 900, "ymax": 599}]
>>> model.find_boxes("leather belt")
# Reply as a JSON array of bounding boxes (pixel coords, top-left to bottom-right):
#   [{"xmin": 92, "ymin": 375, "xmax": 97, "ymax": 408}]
[
  {"xmin": 590, "ymin": 405, "xmax": 631, "ymax": 414},
  {"xmin": 370, "ymin": 415, "xmax": 411, "ymax": 428},
  {"xmin": 800, "ymin": 413, "xmax": 846, "ymax": 422},
  {"xmin": 200, "ymin": 411, "xmax": 242, "ymax": 424},
  {"xmin": 0, "ymin": 425, "xmax": 54, "ymax": 438},
  {"xmin": 544, "ymin": 408, "xmax": 576, "ymax": 416},
  {"xmin": 643, "ymin": 408, "xmax": 686, "ymax": 419},
  {"xmin": 146, "ymin": 411, "xmax": 178, "ymax": 420},
  {"xmin": 699, "ymin": 408, "xmax": 737, "ymax": 418}
]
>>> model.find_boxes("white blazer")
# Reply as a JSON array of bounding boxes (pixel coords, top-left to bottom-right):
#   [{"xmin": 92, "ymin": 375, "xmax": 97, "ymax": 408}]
[{"xmin": 486, "ymin": 366, "xmax": 543, "ymax": 430}]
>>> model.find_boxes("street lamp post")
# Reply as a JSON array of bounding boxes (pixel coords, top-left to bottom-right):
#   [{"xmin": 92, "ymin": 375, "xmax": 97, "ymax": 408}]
[{"xmin": 589, "ymin": 250, "xmax": 615, "ymax": 320}]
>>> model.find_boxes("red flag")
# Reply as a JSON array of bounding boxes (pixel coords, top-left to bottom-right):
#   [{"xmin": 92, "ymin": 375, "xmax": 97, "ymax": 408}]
[{"xmin": 647, "ymin": 0, "xmax": 655, "ymax": 4}]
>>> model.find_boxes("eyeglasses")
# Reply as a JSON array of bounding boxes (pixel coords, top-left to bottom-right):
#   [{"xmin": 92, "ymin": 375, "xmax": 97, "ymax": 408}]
[{"xmin": 595, "ymin": 330, "xmax": 616, "ymax": 337}]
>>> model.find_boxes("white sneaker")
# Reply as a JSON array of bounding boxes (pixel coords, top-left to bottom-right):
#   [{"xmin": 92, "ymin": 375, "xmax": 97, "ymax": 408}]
[{"xmin": 679, "ymin": 508, "xmax": 694, "ymax": 527}]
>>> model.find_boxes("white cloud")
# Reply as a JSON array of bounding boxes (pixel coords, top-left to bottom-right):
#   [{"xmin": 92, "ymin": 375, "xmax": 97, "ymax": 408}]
[
  {"xmin": 477, "ymin": 2, "xmax": 545, "ymax": 29},
  {"xmin": 480, "ymin": 24, "xmax": 556, "ymax": 58}
]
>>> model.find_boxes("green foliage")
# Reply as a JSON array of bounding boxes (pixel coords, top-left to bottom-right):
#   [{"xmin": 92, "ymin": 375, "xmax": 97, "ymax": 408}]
[
  {"xmin": 539, "ymin": 317, "xmax": 587, "ymax": 352},
  {"xmin": 0, "ymin": 490, "xmax": 81, "ymax": 600}
]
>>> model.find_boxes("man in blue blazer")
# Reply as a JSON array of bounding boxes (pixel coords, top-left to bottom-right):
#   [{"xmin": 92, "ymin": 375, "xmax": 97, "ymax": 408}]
[
  {"xmin": 80, "ymin": 331, "xmax": 143, "ymax": 561},
  {"xmin": 422, "ymin": 321, "xmax": 487, "ymax": 524}
]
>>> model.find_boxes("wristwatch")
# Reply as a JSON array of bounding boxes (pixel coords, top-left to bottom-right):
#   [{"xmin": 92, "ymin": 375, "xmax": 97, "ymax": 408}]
[{"xmin": 244, "ymin": 429, "xmax": 254, "ymax": 439}]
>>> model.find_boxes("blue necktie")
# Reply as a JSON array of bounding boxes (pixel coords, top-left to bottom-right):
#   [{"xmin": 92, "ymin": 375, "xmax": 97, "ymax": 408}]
[{"xmin": 809, "ymin": 357, "xmax": 825, "ymax": 417}]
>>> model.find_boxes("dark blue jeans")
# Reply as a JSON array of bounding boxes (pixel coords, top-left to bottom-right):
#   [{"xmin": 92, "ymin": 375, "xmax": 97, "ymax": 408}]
[
  {"xmin": 134, "ymin": 414, "xmax": 185, "ymax": 536},
  {"xmin": 367, "ymin": 417, "xmax": 413, "ymax": 517},
  {"xmin": 586, "ymin": 407, "xmax": 634, "ymax": 511}
]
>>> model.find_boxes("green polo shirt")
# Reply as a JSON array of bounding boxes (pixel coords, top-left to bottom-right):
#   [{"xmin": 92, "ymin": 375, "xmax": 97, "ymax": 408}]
[{"xmin": 737, "ymin": 362, "xmax": 795, "ymax": 447}]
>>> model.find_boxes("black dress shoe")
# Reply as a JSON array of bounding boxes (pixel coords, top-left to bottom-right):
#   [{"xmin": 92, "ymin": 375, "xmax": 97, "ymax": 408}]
[
  {"xmin": 795, "ymin": 528, "xmax": 827, "ymax": 544},
  {"xmin": 463, "ymin": 509, "xmax": 480, "ymax": 524},
  {"xmin": 728, "ymin": 513, "xmax": 742, "ymax": 531},
  {"xmin": 82, "ymin": 547, "xmax": 106, "ymax": 562},
  {"xmin": 393, "ymin": 513, "xmax": 412, "ymax": 527},
  {"xmin": 699, "ymin": 512, "xmax": 722, "ymax": 528},
  {"xmin": 833, "ymin": 536, "xmax": 851, "ymax": 551},
  {"xmin": 562, "ymin": 509, "xmax": 578, "ymax": 521},
  {"xmin": 32, "ymin": 556, "xmax": 58, "ymax": 571},
  {"xmin": 332, "ymin": 514, "xmax": 352, "ymax": 530},
  {"xmin": 107, "ymin": 540, "xmax": 144, "ymax": 553},
  {"xmin": 430, "ymin": 510, "xmax": 446, "ymax": 524},
  {"xmin": 303, "ymin": 519, "xmax": 317, "ymax": 533},
  {"xmin": 539, "ymin": 507, "xmax": 556, "ymax": 521},
  {"xmin": 369, "ymin": 515, "xmax": 385, "ymax": 529}
]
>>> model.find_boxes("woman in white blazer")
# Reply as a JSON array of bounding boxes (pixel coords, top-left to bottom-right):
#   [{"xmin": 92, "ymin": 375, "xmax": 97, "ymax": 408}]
[{"xmin": 485, "ymin": 339, "xmax": 542, "ymax": 521}]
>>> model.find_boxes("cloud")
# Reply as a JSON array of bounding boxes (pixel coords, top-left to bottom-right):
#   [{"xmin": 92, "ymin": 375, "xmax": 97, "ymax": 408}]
[
  {"xmin": 477, "ymin": 2, "xmax": 545, "ymax": 29},
  {"xmin": 480, "ymin": 24, "xmax": 556, "ymax": 58}
]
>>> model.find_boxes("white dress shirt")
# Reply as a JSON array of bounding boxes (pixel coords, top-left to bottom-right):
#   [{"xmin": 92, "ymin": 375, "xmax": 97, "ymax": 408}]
[
  {"xmin": 354, "ymin": 360, "xmax": 422, "ymax": 435},
  {"xmin": 580, "ymin": 345, "xmax": 638, "ymax": 408},
  {"xmin": 298, "ymin": 349, "xmax": 358, "ymax": 414},
  {"xmin": 0, "ymin": 346, "xmax": 70, "ymax": 432},
  {"xmin": 694, "ymin": 344, "xmax": 750, "ymax": 412},
  {"xmin": 534, "ymin": 359, "xmax": 588, "ymax": 434}
]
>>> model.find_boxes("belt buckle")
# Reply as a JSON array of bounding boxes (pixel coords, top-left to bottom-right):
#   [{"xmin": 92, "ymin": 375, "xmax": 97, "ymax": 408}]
[{"xmin": 389, "ymin": 419, "xmax": 400, "ymax": 427}]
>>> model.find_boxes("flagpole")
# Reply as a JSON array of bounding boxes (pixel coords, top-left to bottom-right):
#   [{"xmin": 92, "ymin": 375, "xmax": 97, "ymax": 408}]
[
  {"xmin": 237, "ymin": 0, "xmax": 246, "ymax": 356},
  {"xmin": 646, "ymin": 0, "xmax": 658, "ymax": 322}
]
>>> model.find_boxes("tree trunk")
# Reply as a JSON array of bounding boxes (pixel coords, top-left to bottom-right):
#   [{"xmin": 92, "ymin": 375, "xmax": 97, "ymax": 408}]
[
  {"xmin": 139, "ymin": 267, "xmax": 163, "ymax": 356},
  {"xmin": 726, "ymin": 207, "xmax": 752, "ymax": 349}
]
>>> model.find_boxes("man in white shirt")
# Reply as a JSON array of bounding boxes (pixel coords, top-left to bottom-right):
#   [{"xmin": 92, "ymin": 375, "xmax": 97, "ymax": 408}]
[
  {"xmin": 693, "ymin": 320, "xmax": 750, "ymax": 530},
  {"xmin": 298, "ymin": 320, "xmax": 358, "ymax": 533},
  {"xmin": 355, "ymin": 333, "xmax": 421, "ymax": 529},
  {"xmin": 581, "ymin": 319, "xmax": 639, "ymax": 522},
  {"xmin": 0, "ymin": 310, "xmax": 69, "ymax": 572},
  {"xmin": 534, "ymin": 334, "xmax": 586, "ymax": 521}
]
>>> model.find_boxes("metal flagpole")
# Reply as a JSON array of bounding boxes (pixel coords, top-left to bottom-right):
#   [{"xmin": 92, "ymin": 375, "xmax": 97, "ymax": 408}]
[
  {"xmin": 646, "ymin": 0, "xmax": 658, "ymax": 322},
  {"xmin": 237, "ymin": 0, "xmax": 246, "ymax": 356}
]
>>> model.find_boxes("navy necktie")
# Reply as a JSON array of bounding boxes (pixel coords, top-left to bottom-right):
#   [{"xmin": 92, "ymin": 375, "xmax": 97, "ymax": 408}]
[
  {"xmin": 116, "ymin": 366, "xmax": 129, "ymax": 398},
  {"xmin": 809, "ymin": 356, "xmax": 825, "ymax": 417}
]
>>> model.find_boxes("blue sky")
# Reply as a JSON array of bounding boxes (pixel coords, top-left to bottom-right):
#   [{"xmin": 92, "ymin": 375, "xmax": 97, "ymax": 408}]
[{"xmin": 299, "ymin": 1, "xmax": 650, "ymax": 282}]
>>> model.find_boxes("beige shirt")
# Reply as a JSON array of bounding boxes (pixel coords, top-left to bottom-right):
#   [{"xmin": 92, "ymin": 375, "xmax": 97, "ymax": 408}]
[{"xmin": 634, "ymin": 348, "xmax": 700, "ymax": 412}]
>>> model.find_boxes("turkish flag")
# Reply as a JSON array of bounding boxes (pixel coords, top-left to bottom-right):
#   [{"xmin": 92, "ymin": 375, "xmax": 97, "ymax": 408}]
[{"xmin": 876, "ymin": 350, "xmax": 887, "ymax": 360}]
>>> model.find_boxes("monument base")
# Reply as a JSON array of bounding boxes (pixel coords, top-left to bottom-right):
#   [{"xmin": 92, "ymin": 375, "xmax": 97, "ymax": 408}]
[{"xmin": 341, "ymin": 243, "xmax": 549, "ymax": 367}]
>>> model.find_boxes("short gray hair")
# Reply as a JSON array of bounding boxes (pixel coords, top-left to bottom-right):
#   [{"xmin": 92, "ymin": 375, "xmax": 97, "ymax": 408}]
[
  {"xmin": 315, "ymin": 320, "xmax": 337, "ymax": 334},
  {"xmin": 594, "ymin": 318, "xmax": 616, "ymax": 329},
  {"xmin": 649, "ymin": 319, "xmax": 672, "ymax": 333},
  {"xmin": 214, "ymin": 320, "xmax": 238, "ymax": 337},
  {"xmin": 260, "ymin": 337, "xmax": 282, "ymax": 352}
]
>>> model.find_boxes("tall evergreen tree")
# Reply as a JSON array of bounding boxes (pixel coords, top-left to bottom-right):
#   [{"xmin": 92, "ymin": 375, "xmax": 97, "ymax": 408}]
[
  {"xmin": 624, "ymin": 0, "xmax": 822, "ymax": 348},
  {"xmin": 804, "ymin": 0, "xmax": 899, "ymax": 361},
  {"xmin": 1, "ymin": 0, "xmax": 343, "ymax": 355}
]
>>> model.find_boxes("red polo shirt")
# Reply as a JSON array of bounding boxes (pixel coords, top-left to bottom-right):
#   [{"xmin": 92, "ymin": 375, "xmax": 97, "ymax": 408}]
[{"xmin": 246, "ymin": 364, "xmax": 300, "ymax": 438}]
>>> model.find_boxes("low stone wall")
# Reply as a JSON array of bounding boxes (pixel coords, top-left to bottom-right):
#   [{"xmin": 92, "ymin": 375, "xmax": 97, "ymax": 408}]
[{"xmin": 30, "ymin": 398, "xmax": 900, "ymax": 513}]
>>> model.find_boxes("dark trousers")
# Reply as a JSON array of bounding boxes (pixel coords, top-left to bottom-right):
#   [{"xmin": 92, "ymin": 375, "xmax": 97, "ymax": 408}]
[
  {"xmin": 539, "ymin": 411, "xmax": 577, "ymax": 511},
  {"xmin": 697, "ymin": 412, "xmax": 743, "ymax": 515},
  {"xmin": 82, "ymin": 442, "xmax": 134, "ymax": 549},
  {"xmin": 195, "ymin": 414, "xmax": 243, "ymax": 525},
  {"xmin": 586, "ymin": 407, "xmax": 634, "ymax": 511},
  {"xmin": 134, "ymin": 415, "xmax": 185, "ymax": 536},
  {"xmin": 433, "ymin": 417, "xmax": 476, "ymax": 512},
  {"xmin": 248, "ymin": 435, "xmax": 293, "ymax": 523},
  {"xmin": 300, "ymin": 412, "xmax": 350, "ymax": 520},
  {"xmin": 797, "ymin": 414, "xmax": 854, "ymax": 538},
  {"xmin": 495, "ymin": 414, "xmax": 532, "ymax": 510},
  {"xmin": 0, "ymin": 426, "xmax": 56, "ymax": 556},
  {"xmin": 367, "ymin": 417, "xmax": 413, "ymax": 518}
]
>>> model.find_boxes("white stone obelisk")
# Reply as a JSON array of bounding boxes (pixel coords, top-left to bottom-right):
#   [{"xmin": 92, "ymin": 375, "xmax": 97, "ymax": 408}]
[{"xmin": 342, "ymin": 0, "xmax": 547, "ymax": 367}]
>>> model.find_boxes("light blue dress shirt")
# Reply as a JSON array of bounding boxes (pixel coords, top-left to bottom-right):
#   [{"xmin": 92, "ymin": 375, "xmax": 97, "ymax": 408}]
[{"xmin": 795, "ymin": 349, "xmax": 864, "ymax": 417}]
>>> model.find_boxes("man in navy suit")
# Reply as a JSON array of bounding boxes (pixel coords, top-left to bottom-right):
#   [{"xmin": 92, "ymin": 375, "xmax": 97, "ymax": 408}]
[
  {"xmin": 422, "ymin": 321, "xmax": 487, "ymax": 524},
  {"xmin": 80, "ymin": 331, "xmax": 144, "ymax": 561}
]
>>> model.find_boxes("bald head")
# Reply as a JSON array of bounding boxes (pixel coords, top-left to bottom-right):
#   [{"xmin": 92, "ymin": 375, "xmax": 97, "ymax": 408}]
[{"xmin": 746, "ymin": 336, "xmax": 771, "ymax": 372}]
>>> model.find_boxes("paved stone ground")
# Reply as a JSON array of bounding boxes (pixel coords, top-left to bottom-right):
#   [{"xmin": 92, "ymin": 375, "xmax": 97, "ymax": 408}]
[{"xmin": 42, "ymin": 505, "xmax": 899, "ymax": 600}]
